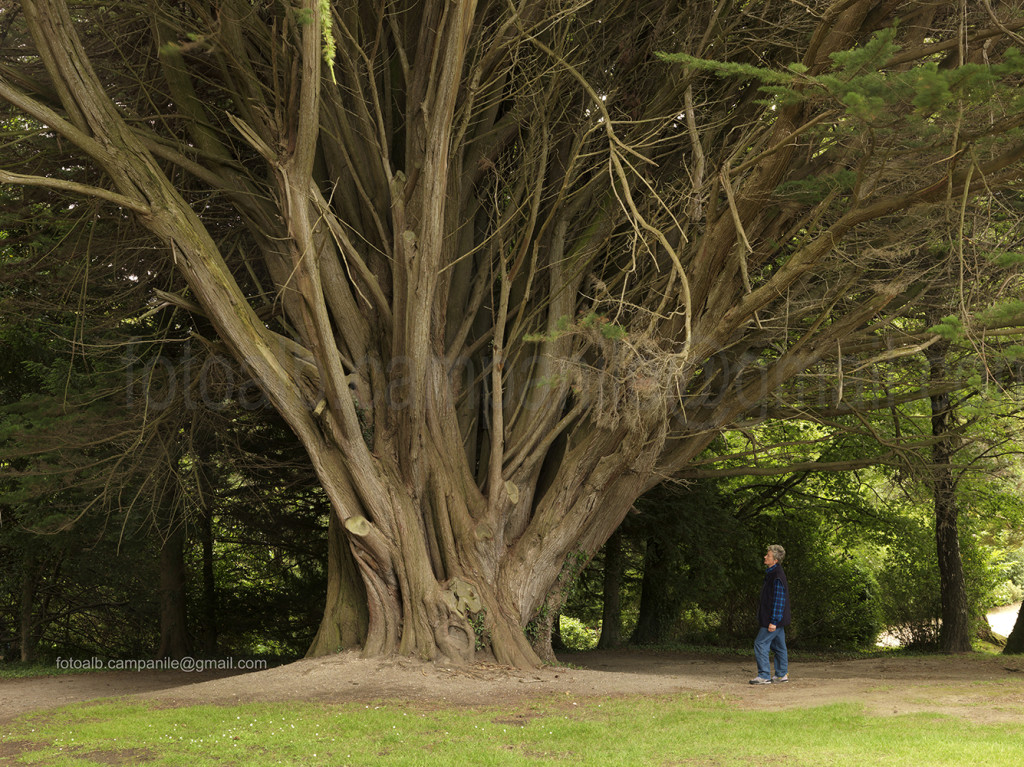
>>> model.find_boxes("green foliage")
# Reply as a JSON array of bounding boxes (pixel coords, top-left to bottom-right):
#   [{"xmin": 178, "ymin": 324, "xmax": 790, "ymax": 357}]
[
  {"xmin": 985, "ymin": 251, "xmax": 1024, "ymax": 269},
  {"xmin": 319, "ymin": 0, "xmax": 337, "ymax": 85},
  {"xmin": 725, "ymin": 478, "xmax": 887, "ymax": 651},
  {"xmin": 873, "ymin": 509, "xmax": 998, "ymax": 648},
  {"xmin": 558, "ymin": 548, "xmax": 590, "ymax": 595},
  {"xmin": 978, "ymin": 300, "xmax": 1024, "ymax": 329},
  {"xmin": 523, "ymin": 312, "xmax": 627, "ymax": 343},
  {"xmin": 992, "ymin": 579, "xmax": 1024, "ymax": 607},
  {"xmin": 0, "ymin": 253, "xmax": 327, "ymax": 662},
  {"xmin": 565, "ymin": 382, "xmax": 1024, "ymax": 654},
  {"xmin": 564, "ymin": 457, "xmax": 889, "ymax": 651},
  {"xmin": 993, "ymin": 548, "xmax": 1024, "ymax": 606},
  {"xmin": 291, "ymin": 3, "xmax": 339, "ymax": 83},
  {"xmin": 655, "ymin": 51, "xmax": 793, "ymax": 84},
  {"xmin": 598, "ymin": 321, "xmax": 628, "ymax": 341},
  {"xmin": 1002, "ymin": 550, "xmax": 1024, "ymax": 591},
  {"xmin": 469, "ymin": 610, "xmax": 490, "ymax": 652},
  {"xmin": 197, "ymin": 430, "xmax": 331, "ymax": 658},
  {"xmin": 775, "ymin": 170, "xmax": 857, "ymax": 205},
  {"xmin": 523, "ymin": 603, "xmax": 548, "ymax": 643},
  {"xmin": 558, "ymin": 615, "xmax": 599, "ymax": 651},
  {"xmin": 929, "ymin": 315, "xmax": 964, "ymax": 341},
  {"xmin": 791, "ymin": 549, "xmax": 883, "ymax": 649},
  {"xmin": 828, "ymin": 26, "xmax": 901, "ymax": 76},
  {"xmin": 630, "ymin": 481, "xmax": 749, "ymax": 646},
  {"xmin": 874, "ymin": 516, "xmax": 941, "ymax": 647},
  {"xmin": 662, "ymin": 28, "xmax": 1024, "ymax": 129},
  {"xmin": 0, "ymin": 519, "xmax": 164, "ymax": 662}
]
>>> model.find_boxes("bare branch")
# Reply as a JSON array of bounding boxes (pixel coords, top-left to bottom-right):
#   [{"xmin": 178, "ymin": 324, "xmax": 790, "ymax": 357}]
[{"xmin": 0, "ymin": 169, "xmax": 150, "ymax": 214}]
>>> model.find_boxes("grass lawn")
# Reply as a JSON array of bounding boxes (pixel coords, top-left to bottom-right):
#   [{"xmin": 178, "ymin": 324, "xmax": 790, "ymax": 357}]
[
  {"xmin": 0, "ymin": 662, "xmax": 94, "ymax": 680},
  {"xmin": 4, "ymin": 692, "xmax": 1023, "ymax": 766}
]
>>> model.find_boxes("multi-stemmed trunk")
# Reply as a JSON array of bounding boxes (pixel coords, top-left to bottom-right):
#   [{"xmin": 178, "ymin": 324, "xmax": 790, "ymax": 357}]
[{"xmin": 302, "ymin": 417, "xmax": 664, "ymax": 666}]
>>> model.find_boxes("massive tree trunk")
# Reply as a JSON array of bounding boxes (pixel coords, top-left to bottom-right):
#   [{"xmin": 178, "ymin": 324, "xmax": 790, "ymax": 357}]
[
  {"xmin": 4, "ymin": 0, "xmax": 1024, "ymax": 668},
  {"xmin": 926, "ymin": 343, "xmax": 972, "ymax": 654}
]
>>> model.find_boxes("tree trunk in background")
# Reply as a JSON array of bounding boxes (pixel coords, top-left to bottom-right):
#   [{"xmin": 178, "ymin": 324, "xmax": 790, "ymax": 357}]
[
  {"xmin": 597, "ymin": 530, "xmax": 624, "ymax": 649},
  {"xmin": 526, "ymin": 602, "xmax": 559, "ymax": 664},
  {"xmin": 306, "ymin": 513, "xmax": 369, "ymax": 657},
  {"xmin": 927, "ymin": 344, "xmax": 972, "ymax": 653},
  {"xmin": 630, "ymin": 536, "xmax": 679, "ymax": 645},
  {"xmin": 157, "ymin": 515, "xmax": 191, "ymax": 659},
  {"xmin": 935, "ymin": 492, "xmax": 971, "ymax": 652},
  {"xmin": 199, "ymin": 501, "xmax": 218, "ymax": 656},
  {"xmin": 1004, "ymin": 606, "xmax": 1024, "ymax": 654},
  {"xmin": 19, "ymin": 551, "xmax": 40, "ymax": 662},
  {"xmin": 551, "ymin": 612, "xmax": 566, "ymax": 652}
]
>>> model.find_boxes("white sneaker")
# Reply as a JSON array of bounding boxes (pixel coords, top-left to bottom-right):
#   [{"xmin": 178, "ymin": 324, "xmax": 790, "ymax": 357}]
[
  {"xmin": 772, "ymin": 674, "xmax": 789, "ymax": 683},
  {"xmin": 749, "ymin": 676, "xmax": 772, "ymax": 685}
]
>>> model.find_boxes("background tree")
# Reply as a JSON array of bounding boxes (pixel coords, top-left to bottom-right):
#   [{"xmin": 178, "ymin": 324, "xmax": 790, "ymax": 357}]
[
  {"xmin": 0, "ymin": 318, "xmax": 335, "ymax": 661},
  {"xmin": 0, "ymin": 184, "xmax": 332, "ymax": 660},
  {"xmin": 3, "ymin": 0, "xmax": 1024, "ymax": 667}
]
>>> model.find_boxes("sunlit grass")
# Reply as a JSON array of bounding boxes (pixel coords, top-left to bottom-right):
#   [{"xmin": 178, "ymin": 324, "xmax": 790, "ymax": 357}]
[{"xmin": 4, "ymin": 693, "xmax": 1024, "ymax": 766}]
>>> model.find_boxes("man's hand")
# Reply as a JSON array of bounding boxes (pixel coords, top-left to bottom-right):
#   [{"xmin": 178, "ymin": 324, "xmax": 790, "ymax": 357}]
[{"xmin": 768, "ymin": 623, "xmax": 776, "ymax": 632}]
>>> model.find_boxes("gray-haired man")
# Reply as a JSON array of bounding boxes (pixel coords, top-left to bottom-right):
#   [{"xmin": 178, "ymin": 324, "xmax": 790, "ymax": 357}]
[{"xmin": 750, "ymin": 544, "xmax": 790, "ymax": 685}]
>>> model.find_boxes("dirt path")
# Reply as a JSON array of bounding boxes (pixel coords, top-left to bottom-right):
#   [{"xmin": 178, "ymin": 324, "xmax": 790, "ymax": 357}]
[{"xmin": 4, "ymin": 649, "xmax": 1024, "ymax": 726}]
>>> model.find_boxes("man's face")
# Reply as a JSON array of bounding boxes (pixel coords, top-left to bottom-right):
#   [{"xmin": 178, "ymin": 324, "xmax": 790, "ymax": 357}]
[{"xmin": 764, "ymin": 550, "xmax": 777, "ymax": 567}]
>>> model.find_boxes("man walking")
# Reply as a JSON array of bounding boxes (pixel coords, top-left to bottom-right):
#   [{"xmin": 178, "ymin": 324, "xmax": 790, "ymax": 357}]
[{"xmin": 750, "ymin": 544, "xmax": 791, "ymax": 685}]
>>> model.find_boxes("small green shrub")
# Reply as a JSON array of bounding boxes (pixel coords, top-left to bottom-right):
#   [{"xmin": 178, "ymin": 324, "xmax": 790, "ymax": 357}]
[
  {"xmin": 791, "ymin": 553, "xmax": 883, "ymax": 650},
  {"xmin": 875, "ymin": 518, "xmax": 942, "ymax": 647},
  {"xmin": 559, "ymin": 616, "xmax": 599, "ymax": 650}
]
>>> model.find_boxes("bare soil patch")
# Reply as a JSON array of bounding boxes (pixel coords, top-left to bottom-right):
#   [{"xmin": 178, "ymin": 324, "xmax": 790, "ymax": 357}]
[{"xmin": 3, "ymin": 650, "xmax": 1024, "ymax": 726}]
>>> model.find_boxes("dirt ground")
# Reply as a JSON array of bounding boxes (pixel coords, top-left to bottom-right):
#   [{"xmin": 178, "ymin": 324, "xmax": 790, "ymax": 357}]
[{"xmin": 4, "ymin": 649, "xmax": 1024, "ymax": 727}]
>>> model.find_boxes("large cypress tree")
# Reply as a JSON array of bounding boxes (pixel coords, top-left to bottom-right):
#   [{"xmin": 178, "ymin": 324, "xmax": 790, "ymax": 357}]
[{"xmin": 3, "ymin": 1, "xmax": 1024, "ymax": 667}]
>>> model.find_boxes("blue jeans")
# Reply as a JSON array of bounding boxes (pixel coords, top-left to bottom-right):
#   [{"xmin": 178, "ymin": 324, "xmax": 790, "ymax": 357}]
[{"xmin": 754, "ymin": 626, "xmax": 788, "ymax": 679}]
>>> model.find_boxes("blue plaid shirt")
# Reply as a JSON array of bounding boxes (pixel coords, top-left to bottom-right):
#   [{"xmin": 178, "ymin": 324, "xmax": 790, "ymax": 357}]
[{"xmin": 767, "ymin": 564, "xmax": 786, "ymax": 624}]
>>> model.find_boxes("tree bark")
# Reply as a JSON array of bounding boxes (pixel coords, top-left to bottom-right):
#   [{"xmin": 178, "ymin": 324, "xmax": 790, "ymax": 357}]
[
  {"xmin": 597, "ymin": 529, "xmax": 624, "ymax": 649},
  {"xmin": 934, "ymin": 489, "xmax": 971, "ymax": 653},
  {"xmin": 630, "ymin": 535, "xmax": 681, "ymax": 645},
  {"xmin": 927, "ymin": 343, "xmax": 972, "ymax": 653},
  {"xmin": 306, "ymin": 513, "xmax": 369, "ymax": 657},
  {"xmin": 157, "ymin": 514, "xmax": 191, "ymax": 660}
]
